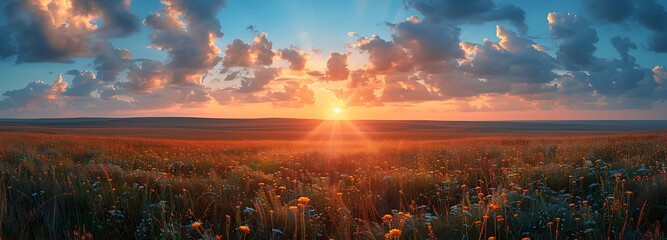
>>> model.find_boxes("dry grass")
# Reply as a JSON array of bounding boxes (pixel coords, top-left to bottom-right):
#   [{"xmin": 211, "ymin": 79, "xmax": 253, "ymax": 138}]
[{"xmin": 0, "ymin": 132, "xmax": 666, "ymax": 239}]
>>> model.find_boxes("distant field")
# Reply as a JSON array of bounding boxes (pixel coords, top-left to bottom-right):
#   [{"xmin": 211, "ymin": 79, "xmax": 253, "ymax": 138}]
[
  {"xmin": 0, "ymin": 119, "xmax": 666, "ymax": 239},
  {"xmin": 1, "ymin": 118, "xmax": 667, "ymax": 140}
]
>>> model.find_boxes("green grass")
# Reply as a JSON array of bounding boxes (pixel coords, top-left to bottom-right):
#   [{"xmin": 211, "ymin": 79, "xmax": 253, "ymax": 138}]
[{"xmin": 0, "ymin": 132, "xmax": 665, "ymax": 239}]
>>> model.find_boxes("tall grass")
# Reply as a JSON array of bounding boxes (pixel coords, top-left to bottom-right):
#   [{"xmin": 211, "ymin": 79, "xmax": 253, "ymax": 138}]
[{"xmin": 0, "ymin": 132, "xmax": 665, "ymax": 239}]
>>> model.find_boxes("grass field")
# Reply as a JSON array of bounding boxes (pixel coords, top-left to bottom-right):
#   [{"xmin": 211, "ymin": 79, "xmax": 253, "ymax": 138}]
[{"xmin": 1, "ymin": 129, "xmax": 666, "ymax": 239}]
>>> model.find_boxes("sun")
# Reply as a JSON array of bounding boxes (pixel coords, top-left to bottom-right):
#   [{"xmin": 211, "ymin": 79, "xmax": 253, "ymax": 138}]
[{"xmin": 333, "ymin": 107, "xmax": 341, "ymax": 114}]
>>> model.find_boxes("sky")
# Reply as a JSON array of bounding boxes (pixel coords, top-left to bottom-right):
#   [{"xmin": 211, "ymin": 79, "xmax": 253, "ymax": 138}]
[{"xmin": 1, "ymin": 0, "xmax": 667, "ymax": 120}]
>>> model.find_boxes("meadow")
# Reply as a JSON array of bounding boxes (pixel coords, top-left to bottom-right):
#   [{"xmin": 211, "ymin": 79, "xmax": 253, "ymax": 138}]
[{"xmin": 0, "ymin": 131, "xmax": 666, "ymax": 239}]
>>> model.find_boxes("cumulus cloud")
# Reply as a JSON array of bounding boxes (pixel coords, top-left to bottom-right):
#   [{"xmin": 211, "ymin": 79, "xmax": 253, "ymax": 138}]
[
  {"xmin": 222, "ymin": 33, "xmax": 276, "ymax": 68},
  {"xmin": 92, "ymin": 42, "xmax": 133, "ymax": 82},
  {"xmin": 548, "ymin": 12, "xmax": 599, "ymax": 71},
  {"xmin": 387, "ymin": 17, "xmax": 464, "ymax": 66},
  {"xmin": 238, "ymin": 67, "xmax": 280, "ymax": 93},
  {"xmin": 123, "ymin": 60, "xmax": 168, "ymax": 92},
  {"xmin": 610, "ymin": 36, "xmax": 637, "ymax": 63},
  {"xmin": 278, "ymin": 47, "xmax": 308, "ymax": 71},
  {"xmin": 459, "ymin": 25, "xmax": 556, "ymax": 85},
  {"xmin": 0, "ymin": 74, "xmax": 67, "ymax": 110},
  {"xmin": 406, "ymin": 0, "xmax": 528, "ymax": 33},
  {"xmin": 144, "ymin": 0, "xmax": 226, "ymax": 85},
  {"xmin": 582, "ymin": 0, "xmax": 667, "ymax": 53},
  {"xmin": 353, "ymin": 35, "xmax": 410, "ymax": 72},
  {"xmin": 265, "ymin": 81, "xmax": 315, "ymax": 107},
  {"xmin": 653, "ymin": 66, "xmax": 667, "ymax": 83},
  {"xmin": 65, "ymin": 70, "xmax": 101, "ymax": 97},
  {"xmin": 323, "ymin": 52, "xmax": 349, "ymax": 81},
  {"xmin": 0, "ymin": 0, "xmax": 139, "ymax": 63}
]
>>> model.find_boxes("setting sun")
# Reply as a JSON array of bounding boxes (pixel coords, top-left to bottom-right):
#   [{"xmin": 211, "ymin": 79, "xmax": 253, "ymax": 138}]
[{"xmin": 333, "ymin": 108, "xmax": 341, "ymax": 114}]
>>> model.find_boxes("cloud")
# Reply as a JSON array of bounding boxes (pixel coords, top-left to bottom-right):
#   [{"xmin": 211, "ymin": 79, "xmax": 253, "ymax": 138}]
[
  {"xmin": 65, "ymin": 70, "xmax": 101, "ymax": 97},
  {"xmin": 458, "ymin": 25, "xmax": 557, "ymax": 85},
  {"xmin": 0, "ymin": 0, "xmax": 139, "ymax": 63},
  {"xmin": 265, "ymin": 81, "xmax": 315, "ymax": 107},
  {"xmin": 92, "ymin": 42, "xmax": 133, "ymax": 82},
  {"xmin": 144, "ymin": 0, "xmax": 226, "ymax": 85},
  {"xmin": 406, "ymin": 0, "xmax": 527, "ymax": 33},
  {"xmin": 323, "ymin": 52, "xmax": 349, "ymax": 81},
  {"xmin": 610, "ymin": 36, "xmax": 637, "ymax": 63},
  {"xmin": 581, "ymin": 0, "xmax": 667, "ymax": 53},
  {"xmin": 379, "ymin": 74, "xmax": 439, "ymax": 102},
  {"xmin": 548, "ymin": 12, "xmax": 599, "ymax": 71},
  {"xmin": 278, "ymin": 47, "xmax": 308, "ymax": 71},
  {"xmin": 222, "ymin": 33, "xmax": 276, "ymax": 68},
  {"xmin": 654, "ymin": 66, "xmax": 667, "ymax": 83},
  {"xmin": 581, "ymin": 0, "xmax": 633, "ymax": 22},
  {"xmin": 352, "ymin": 34, "xmax": 410, "ymax": 72},
  {"xmin": 74, "ymin": 0, "xmax": 141, "ymax": 38},
  {"xmin": 0, "ymin": 74, "xmax": 67, "ymax": 110},
  {"xmin": 387, "ymin": 17, "xmax": 464, "ymax": 66},
  {"xmin": 648, "ymin": 32, "xmax": 667, "ymax": 53},
  {"xmin": 238, "ymin": 67, "xmax": 280, "ymax": 93},
  {"xmin": 123, "ymin": 60, "xmax": 168, "ymax": 92},
  {"xmin": 222, "ymin": 39, "xmax": 253, "ymax": 67}
]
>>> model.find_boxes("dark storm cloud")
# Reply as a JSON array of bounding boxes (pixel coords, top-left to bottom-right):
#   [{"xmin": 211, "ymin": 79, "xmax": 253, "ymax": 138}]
[
  {"xmin": 406, "ymin": 0, "xmax": 528, "ymax": 33},
  {"xmin": 0, "ymin": 0, "xmax": 139, "ymax": 63}
]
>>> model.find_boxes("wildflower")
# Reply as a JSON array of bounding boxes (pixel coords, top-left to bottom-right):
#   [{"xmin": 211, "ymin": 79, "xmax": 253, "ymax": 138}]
[
  {"xmin": 278, "ymin": 186, "xmax": 286, "ymax": 191},
  {"xmin": 625, "ymin": 191, "xmax": 633, "ymax": 195},
  {"xmin": 191, "ymin": 221, "xmax": 202, "ymax": 228},
  {"xmin": 513, "ymin": 213, "xmax": 519, "ymax": 219},
  {"xmin": 483, "ymin": 215, "xmax": 490, "ymax": 220},
  {"xmin": 522, "ymin": 238, "xmax": 531, "ymax": 240},
  {"xmin": 389, "ymin": 229, "xmax": 402, "ymax": 236},
  {"xmin": 382, "ymin": 214, "xmax": 393, "ymax": 222},
  {"xmin": 239, "ymin": 225, "xmax": 250, "ymax": 235},
  {"xmin": 489, "ymin": 237, "xmax": 497, "ymax": 240},
  {"xmin": 489, "ymin": 204, "xmax": 501, "ymax": 211},
  {"xmin": 289, "ymin": 206, "xmax": 298, "ymax": 212},
  {"xmin": 298, "ymin": 197, "xmax": 310, "ymax": 205}
]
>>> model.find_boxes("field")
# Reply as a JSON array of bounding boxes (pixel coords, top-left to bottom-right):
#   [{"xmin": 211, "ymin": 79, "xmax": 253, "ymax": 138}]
[{"xmin": 1, "ymin": 119, "xmax": 667, "ymax": 239}]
